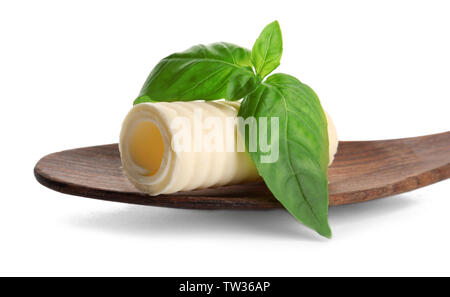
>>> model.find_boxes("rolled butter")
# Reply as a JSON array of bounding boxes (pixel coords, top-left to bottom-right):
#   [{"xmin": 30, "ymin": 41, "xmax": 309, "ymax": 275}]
[{"xmin": 119, "ymin": 101, "xmax": 338, "ymax": 195}]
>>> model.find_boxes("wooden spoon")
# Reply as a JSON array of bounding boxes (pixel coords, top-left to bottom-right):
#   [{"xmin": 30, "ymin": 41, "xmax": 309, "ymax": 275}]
[{"xmin": 34, "ymin": 132, "xmax": 450, "ymax": 209}]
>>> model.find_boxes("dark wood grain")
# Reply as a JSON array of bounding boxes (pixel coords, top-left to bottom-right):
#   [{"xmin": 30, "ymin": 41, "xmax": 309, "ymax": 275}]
[{"xmin": 34, "ymin": 132, "xmax": 450, "ymax": 209}]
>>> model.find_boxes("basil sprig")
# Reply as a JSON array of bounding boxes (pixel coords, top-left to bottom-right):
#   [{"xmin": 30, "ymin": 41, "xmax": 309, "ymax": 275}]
[{"xmin": 135, "ymin": 21, "xmax": 332, "ymax": 238}]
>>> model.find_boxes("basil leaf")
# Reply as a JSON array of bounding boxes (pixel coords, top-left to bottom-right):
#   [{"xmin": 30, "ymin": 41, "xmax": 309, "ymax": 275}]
[
  {"xmin": 136, "ymin": 42, "xmax": 256, "ymax": 104},
  {"xmin": 225, "ymin": 69, "xmax": 259, "ymax": 101},
  {"xmin": 251, "ymin": 21, "xmax": 283, "ymax": 79},
  {"xmin": 238, "ymin": 73, "xmax": 331, "ymax": 238},
  {"xmin": 133, "ymin": 95, "xmax": 155, "ymax": 105}
]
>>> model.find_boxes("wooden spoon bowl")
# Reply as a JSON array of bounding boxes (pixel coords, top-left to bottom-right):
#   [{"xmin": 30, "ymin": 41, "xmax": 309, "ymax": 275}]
[{"xmin": 34, "ymin": 132, "xmax": 450, "ymax": 209}]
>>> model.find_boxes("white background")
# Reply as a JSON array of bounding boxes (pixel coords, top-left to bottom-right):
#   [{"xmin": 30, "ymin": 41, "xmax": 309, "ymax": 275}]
[{"xmin": 0, "ymin": 0, "xmax": 449, "ymax": 276}]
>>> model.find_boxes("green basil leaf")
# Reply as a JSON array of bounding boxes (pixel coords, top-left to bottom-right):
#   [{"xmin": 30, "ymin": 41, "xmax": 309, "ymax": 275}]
[
  {"xmin": 225, "ymin": 69, "xmax": 259, "ymax": 101},
  {"xmin": 251, "ymin": 21, "xmax": 283, "ymax": 79},
  {"xmin": 133, "ymin": 95, "xmax": 155, "ymax": 105},
  {"xmin": 238, "ymin": 73, "xmax": 331, "ymax": 238},
  {"xmin": 136, "ymin": 42, "xmax": 256, "ymax": 104}
]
